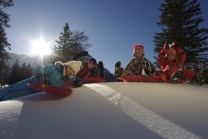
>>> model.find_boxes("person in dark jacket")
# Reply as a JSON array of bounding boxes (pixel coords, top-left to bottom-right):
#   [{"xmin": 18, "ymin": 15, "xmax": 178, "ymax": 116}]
[{"xmin": 71, "ymin": 51, "xmax": 105, "ymax": 82}]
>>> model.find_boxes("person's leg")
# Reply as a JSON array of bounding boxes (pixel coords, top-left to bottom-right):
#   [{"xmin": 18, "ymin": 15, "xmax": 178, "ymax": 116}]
[
  {"xmin": 0, "ymin": 77, "xmax": 40, "ymax": 101},
  {"xmin": 181, "ymin": 69, "xmax": 205, "ymax": 85},
  {"xmin": 170, "ymin": 68, "xmax": 183, "ymax": 83}
]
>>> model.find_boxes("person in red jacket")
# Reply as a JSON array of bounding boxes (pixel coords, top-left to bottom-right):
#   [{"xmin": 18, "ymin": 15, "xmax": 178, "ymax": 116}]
[{"xmin": 158, "ymin": 41, "xmax": 205, "ymax": 85}]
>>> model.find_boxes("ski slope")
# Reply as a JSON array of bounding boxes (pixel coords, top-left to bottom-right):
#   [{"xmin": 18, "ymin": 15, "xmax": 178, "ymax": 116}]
[{"xmin": 0, "ymin": 82, "xmax": 208, "ymax": 139}]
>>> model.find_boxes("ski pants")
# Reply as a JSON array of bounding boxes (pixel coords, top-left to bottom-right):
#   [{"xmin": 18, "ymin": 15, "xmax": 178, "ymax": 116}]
[{"xmin": 0, "ymin": 76, "xmax": 40, "ymax": 101}]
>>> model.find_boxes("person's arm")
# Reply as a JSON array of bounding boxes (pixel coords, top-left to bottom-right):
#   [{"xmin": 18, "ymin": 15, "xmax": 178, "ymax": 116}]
[
  {"xmin": 144, "ymin": 59, "xmax": 157, "ymax": 77},
  {"xmin": 33, "ymin": 64, "xmax": 64, "ymax": 86},
  {"xmin": 158, "ymin": 52, "xmax": 167, "ymax": 71},
  {"xmin": 158, "ymin": 42, "xmax": 169, "ymax": 71},
  {"xmin": 70, "ymin": 51, "xmax": 89, "ymax": 61},
  {"xmin": 174, "ymin": 47, "xmax": 186, "ymax": 65},
  {"xmin": 98, "ymin": 61, "xmax": 104, "ymax": 78}
]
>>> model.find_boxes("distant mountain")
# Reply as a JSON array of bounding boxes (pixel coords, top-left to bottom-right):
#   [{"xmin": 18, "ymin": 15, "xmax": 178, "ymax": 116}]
[
  {"xmin": 7, "ymin": 53, "xmax": 55, "ymax": 68},
  {"xmin": 7, "ymin": 53, "xmax": 116, "ymax": 82}
]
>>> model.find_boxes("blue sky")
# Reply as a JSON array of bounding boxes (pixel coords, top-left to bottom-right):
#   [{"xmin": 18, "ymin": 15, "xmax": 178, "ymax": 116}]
[{"xmin": 4, "ymin": 0, "xmax": 208, "ymax": 73}]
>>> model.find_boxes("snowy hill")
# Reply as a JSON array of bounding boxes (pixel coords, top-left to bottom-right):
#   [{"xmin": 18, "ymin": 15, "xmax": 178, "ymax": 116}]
[{"xmin": 0, "ymin": 82, "xmax": 207, "ymax": 139}]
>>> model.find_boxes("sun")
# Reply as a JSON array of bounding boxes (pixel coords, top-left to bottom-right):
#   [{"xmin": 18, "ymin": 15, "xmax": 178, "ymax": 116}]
[{"xmin": 31, "ymin": 39, "xmax": 52, "ymax": 55}]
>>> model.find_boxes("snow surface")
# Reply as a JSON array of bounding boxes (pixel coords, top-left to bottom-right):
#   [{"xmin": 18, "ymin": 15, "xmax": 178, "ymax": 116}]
[{"xmin": 0, "ymin": 82, "xmax": 208, "ymax": 139}]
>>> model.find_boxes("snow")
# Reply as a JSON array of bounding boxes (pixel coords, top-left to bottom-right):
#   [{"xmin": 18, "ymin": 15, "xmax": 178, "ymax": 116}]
[{"xmin": 0, "ymin": 82, "xmax": 208, "ymax": 139}]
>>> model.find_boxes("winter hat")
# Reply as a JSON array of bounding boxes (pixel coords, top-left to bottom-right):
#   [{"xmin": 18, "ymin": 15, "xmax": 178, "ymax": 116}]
[
  {"xmin": 133, "ymin": 44, "xmax": 144, "ymax": 53},
  {"xmin": 55, "ymin": 61, "xmax": 82, "ymax": 77},
  {"xmin": 167, "ymin": 47, "xmax": 176, "ymax": 56},
  {"xmin": 64, "ymin": 61, "xmax": 82, "ymax": 75},
  {"xmin": 88, "ymin": 58, "xmax": 97, "ymax": 65}
]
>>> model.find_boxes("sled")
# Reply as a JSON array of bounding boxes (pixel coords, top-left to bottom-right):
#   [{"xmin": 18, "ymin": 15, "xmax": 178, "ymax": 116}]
[
  {"xmin": 28, "ymin": 80, "xmax": 75, "ymax": 95},
  {"xmin": 83, "ymin": 75, "xmax": 105, "ymax": 83},
  {"xmin": 118, "ymin": 75, "xmax": 163, "ymax": 82}
]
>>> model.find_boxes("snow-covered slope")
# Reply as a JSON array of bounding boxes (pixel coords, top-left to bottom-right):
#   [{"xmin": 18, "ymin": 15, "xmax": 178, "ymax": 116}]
[{"xmin": 0, "ymin": 82, "xmax": 208, "ymax": 139}]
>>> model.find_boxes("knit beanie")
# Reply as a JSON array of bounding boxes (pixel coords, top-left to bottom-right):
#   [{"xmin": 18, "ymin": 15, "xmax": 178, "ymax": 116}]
[
  {"xmin": 55, "ymin": 61, "xmax": 82, "ymax": 77},
  {"xmin": 88, "ymin": 58, "xmax": 97, "ymax": 65},
  {"xmin": 64, "ymin": 61, "xmax": 82, "ymax": 75},
  {"xmin": 133, "ymin": 44, "xmax": 144, "ymax": 53},
  {"xmin": 167, "ymin": 47, "xmax": 176, "ymax": 56}
]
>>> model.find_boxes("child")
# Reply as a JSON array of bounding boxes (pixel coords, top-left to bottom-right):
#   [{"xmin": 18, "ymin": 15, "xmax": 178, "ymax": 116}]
[
  {"xmin": 0, "ymin": 61, "xmax": 82, "ymax": 101},
  {"xmin": 158, "ymin": 41, "xmax": 205, "ymax": 85},
  {"xmin": 114, "ymin": 44, "xmax": 156, "ymax": 79},
  {"xmin": 71, "ymin": 51, "xmax": 105, "ymax": 79}
]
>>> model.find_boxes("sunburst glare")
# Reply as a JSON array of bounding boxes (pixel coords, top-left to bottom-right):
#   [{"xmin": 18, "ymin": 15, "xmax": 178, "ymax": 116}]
[{"xmin": 31, "ymin": 38, "xmax": 52, "ymax": 55}]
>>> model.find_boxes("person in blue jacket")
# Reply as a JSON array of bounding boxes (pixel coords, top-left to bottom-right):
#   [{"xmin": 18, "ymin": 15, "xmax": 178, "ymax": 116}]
[{"xmin": 0, "ymin": 60, "xmax": 83, "ymax": 101}]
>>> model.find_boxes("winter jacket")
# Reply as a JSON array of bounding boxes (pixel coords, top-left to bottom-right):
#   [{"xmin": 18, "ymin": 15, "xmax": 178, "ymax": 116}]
[
  {"xmin": 33, "ymin": 63, "xmax": 65, "ymax": 86},
  {"xmin": 76, "ymin": 62, "xmax": 100, "ymax": 78},
  {"xmin": 115, "ymin": 57, "xmax": 156, "ymax": 78},
  {"xmin": 158, "ymin": 47, "xmax": 186, "ymax": 75}
]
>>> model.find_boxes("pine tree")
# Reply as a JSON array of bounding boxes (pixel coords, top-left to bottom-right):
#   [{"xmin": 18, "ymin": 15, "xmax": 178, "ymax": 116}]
[
  {"xmin": 8, "ymin": 58, "xmax": 20, "ymax": 84},
  {"xmin": 19, "ymin": 63, "xmax": 33, "ymax": 81},
  {"xmin": 153, "ymin": 0, "xmax": 208, "ymax": 68},
  {"xmin": 51, "ymin": 23, "xmax": 91, "ymax": 63},
  {"xmin": 0, "ymin": 0, "xmax": 14, "ymax": 84},
  {"xmin": 0, "ymin": 63, "xmax": 10, "ymax": 86},
  {"xmin": 26, "ymin": 64, "xmax": 33, "ymax": 78}
]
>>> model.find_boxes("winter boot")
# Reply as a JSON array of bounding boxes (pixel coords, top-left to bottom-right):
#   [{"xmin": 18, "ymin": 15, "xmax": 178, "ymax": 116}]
[
  {"xmin": 114, "ymin": 61, "xmax": 122, "ymax": 77},
  {"xmin": 170, "ymin": 69, "xmax": 183, "ymax": 83},
  {"xmin": 193, "ymin": 73, "xmax": 205, "ymax": 85},
  {"xmin": 98, "ymin": 61, "xmax": 104, "ymax": 77}
]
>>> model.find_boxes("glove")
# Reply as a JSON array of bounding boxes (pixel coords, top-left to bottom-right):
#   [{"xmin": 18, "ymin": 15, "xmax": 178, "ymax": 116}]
[
  {"xmin": 160, "ymin": 42, "xmax": 170, "ymax": 54},
  {"xmin": 74, "ymin": 78, "xmax": 83, "ymax": 87},
  {"xmin": 98, "ymin": 61, "xmax": 104, "ymax": 78},
  {"xmin": 115, "ymin": 61, "xmax": 121, "ymax": 69},
  {"xmin": 36, "ymin": 73, "xmax": 50, "ymax": 84},
  {"xmin": 163, "ymin": 42, "xmax": 170, "ymax": 49}
]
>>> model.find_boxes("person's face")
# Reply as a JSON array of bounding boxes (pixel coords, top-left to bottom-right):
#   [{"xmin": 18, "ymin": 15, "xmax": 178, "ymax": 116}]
[
  {"xmin": 66, "ymin": 66, "xmax": 75, "ymax": 76},
  {"xmin": 88, "ymin": 61, "xmax": 95, "ymax": 69},
  {"xmin": 167, "ymin": 54, "xmax": 176, "ymax": 61},
  {"xmin": 134, "ymin": 48, "xmax": 143, "ymax": 58}
]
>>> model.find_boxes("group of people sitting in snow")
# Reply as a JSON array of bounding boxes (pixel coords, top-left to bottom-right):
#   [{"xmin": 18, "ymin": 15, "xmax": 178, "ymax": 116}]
[
  {"xmin": 114, "ymin": 41, "xmax": 204, "ymax": 85},
  {"xmin": 0, "ymin": 41, "xmax": 205, "ymax": 101}
]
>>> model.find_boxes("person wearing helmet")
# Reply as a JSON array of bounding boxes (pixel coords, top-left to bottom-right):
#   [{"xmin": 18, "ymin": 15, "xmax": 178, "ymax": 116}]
[
  {"xmin": 114, "ymin": 44, "xmax": 157, "ymax": 80},
  {"xmin": 158, "ymin": 41, "xmax": 205, "ymax": 85}
]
